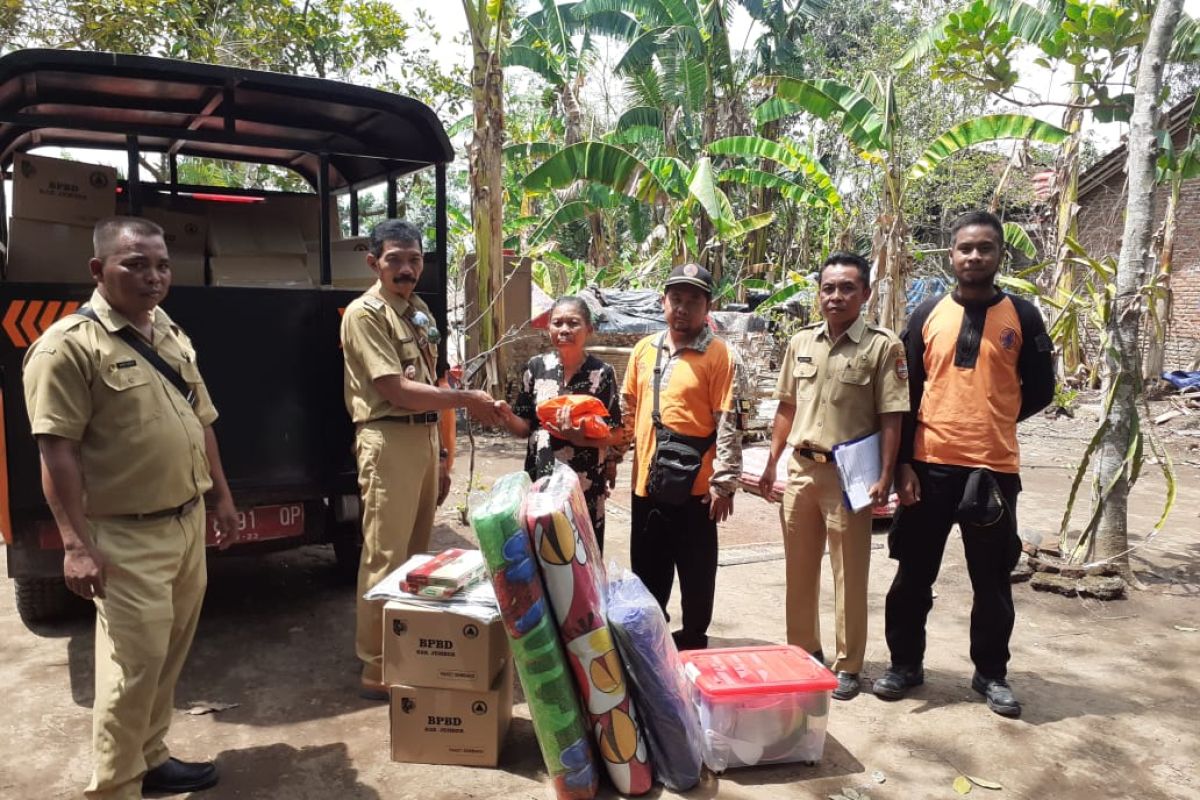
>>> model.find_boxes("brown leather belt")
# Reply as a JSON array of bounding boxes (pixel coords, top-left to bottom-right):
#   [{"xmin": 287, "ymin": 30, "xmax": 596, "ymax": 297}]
[
  {"xmin": 797, "ymin": 447, "xmax": 832, "ymax": 464},
  {"xmin": 381, "ymin": 412, "xmax": 439, "ymax": 425},
  {"xmin": 115, "ymin": 496, "xmax": 201, "ymax": 521}
]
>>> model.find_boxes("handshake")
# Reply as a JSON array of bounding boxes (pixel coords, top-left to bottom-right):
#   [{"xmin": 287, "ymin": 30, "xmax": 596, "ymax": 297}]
[{"xmin": 458, "ymin": 390, "xmax": 518, "ymax": 429}]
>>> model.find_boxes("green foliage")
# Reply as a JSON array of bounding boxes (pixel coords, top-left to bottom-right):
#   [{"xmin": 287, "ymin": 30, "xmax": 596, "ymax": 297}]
[
  {"xmin": 1003, "ymin": 221, "xmax": 1038, "ymax": 260},
  {"xmin": 707, "ymin": 136, "xmax": 842, "ymax": 209},
  {"xmin": 908, "ymin": 114, "xmax": 1069, "ymax": 179},
  {"xmin": 768, "ymin": 77, "xmax": 889, "ymax": 156},
  {"xmin": 912, "ymin": 0, "xmax": 1197, "ymax": 125},
  {"xmin": 1053, "ymin": 384, "xmax": 1079, "ymax": 412},
  {"xmin": 4, "ymin": 0, "xmax": 438, "ymax": 84},
  {"xmin": 754, "ymin": 272, "xmax": 817, "ymax": 311},
  {"xmin": 524, "ymin": 141, "xmax": 651, "ymax": 197}
]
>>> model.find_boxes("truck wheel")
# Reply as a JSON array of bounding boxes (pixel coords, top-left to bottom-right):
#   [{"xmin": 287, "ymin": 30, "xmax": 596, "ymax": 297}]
[
  {"xmin": 15, "ymin": 577, "xmax": 89, "ymax": 625},
  {"xmin": 331, "ymin": 525, "xmax": 362, "ymax": 585}
]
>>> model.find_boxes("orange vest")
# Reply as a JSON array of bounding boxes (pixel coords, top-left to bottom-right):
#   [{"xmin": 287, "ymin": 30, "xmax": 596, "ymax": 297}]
[{"xmin": 914, "ymin": 295, "xmax": 1023, "ymax": 473}]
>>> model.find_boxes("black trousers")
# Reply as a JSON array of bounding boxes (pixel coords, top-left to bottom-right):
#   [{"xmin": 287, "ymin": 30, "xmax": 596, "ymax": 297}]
[
  {"xmin": 630, "ymin": 493, "xmax": 718, "ymax": 649},
  {"xmin": 884, "ymin": 461, "xmax": 1023, "ymax": 678}
]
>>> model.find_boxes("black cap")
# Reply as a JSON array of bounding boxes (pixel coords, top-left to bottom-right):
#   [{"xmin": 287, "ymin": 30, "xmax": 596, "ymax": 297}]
[{"xmin": 664, "ymin": 263, "xmax": 713, "ymax": 295}]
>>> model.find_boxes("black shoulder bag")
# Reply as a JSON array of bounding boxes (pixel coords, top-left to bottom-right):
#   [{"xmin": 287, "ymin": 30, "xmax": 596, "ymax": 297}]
[
  {"xmin": 77, "ymin": 306, "xmax": 197, "ymax": 407},
  {"xmin": 645, "ymin": 333, "xmax": 717, "ymax": 506}
]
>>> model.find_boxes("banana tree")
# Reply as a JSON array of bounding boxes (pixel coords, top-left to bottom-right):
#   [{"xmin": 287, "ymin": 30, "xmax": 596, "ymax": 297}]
[
  {"xmin": 576, "ymin": 0, "xmax": 750, "ymax": 269},
  {"xmin": 462, "ymin": 0, "xmax": 511, "ymax": 392},
  {"xmin": 705, "ymin": 131, "xmax": 849, "ymax": 281},
  {"xmin": 522, "ymin": 140, "xmax": 775, "ymax": 281},
  {"xmin": 577, "ymin": 0, "xmax": 746, "ymax": 160},
  {"xmin": 759, "ymin": 73, "xmax": 1069, "ymax": 330},
  {"xmin": 1145, "ymin": 106, "xmax": 1200, "ymax": 382},
  {"xmin": 507, "ymin": 2, "xmax": 592, "ymax": 144},
  {"xmin": 530, "ymin": 122, "xmax": 847, "ymax": 280},
  {"xmin": 507, "ymin": 1, "xmax": 618, "ymax": 265}
]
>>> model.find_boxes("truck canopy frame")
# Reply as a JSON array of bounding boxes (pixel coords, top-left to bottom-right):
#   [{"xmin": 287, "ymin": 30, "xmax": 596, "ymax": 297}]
[
  {"xmin": 0, "ymin": 48, "xmax": 453, "ymax": 282},
  {"xmin": 0, "ymin": 48, "xmax": 453, "ymax": 189}
]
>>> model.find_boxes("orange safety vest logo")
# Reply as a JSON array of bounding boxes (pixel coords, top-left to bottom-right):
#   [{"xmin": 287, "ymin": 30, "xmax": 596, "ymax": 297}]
[{"xmin": 2, "ymin": 300, "xmax": 81, "ymax": 347}]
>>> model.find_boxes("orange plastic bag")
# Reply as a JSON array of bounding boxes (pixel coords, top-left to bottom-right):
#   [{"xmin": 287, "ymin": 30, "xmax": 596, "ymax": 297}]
[{"xmin": 536, "ymin": 394, "xmax": 611, "ymax": 440}]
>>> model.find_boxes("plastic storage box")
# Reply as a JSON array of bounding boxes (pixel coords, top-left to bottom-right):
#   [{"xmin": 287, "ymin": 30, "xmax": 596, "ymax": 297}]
[{"xmin": 680, "ymin": 645, "xmax": 838, "ymax": 772}]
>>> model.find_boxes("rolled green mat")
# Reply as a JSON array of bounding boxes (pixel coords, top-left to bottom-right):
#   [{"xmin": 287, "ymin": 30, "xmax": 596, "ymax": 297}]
[{"xmin": 470, "ymin": 472, "xmax": 598, "ymax": 800}]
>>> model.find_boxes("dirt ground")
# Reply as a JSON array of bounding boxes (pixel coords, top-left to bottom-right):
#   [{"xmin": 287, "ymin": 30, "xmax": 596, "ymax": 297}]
[{"xmin": 2, "ymin": 403, "xmax": 1199, "ymax": 800}]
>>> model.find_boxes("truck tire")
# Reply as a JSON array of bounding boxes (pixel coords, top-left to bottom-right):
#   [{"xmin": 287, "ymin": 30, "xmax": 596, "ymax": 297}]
[{"xmin": 15, "ymin": 577, "xmax": 89, "ymax": 625}]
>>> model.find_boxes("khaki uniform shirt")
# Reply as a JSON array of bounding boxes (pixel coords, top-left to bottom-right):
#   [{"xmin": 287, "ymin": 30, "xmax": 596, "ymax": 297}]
[
  {"xmin": 772, "ymin": 315, "xmax": 910, "ymax": 452},
  {"xmin": 22, "ymin": 289, "xmax": 218, "ymax": 516},
  {"xmin": 341, "ymin": 282, "xmax": 439, "ymax": 424}
]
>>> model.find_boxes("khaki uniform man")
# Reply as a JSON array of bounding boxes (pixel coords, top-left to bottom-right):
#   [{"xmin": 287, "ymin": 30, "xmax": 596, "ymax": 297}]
[
  {"xmin": 23, "ymin": 217, "xmax": 239, "ymax": 799},
  {"xmin": 340, "ymin": 219, "xmax": 497, "ymax": 698},
  {"xmin": 761, "ymin": 252, "xmax": 908, "ymax": 700}
]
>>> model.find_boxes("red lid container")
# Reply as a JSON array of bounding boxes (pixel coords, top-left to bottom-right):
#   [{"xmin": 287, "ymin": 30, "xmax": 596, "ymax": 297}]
[{"xmin": 681, "ymin": 645, "xmax": 837, "ymax": 697}]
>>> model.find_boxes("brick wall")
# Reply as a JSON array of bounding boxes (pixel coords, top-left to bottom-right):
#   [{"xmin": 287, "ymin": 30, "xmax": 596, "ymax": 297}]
[{"xmin": 1075, "ymin": 128, "xmax": 1200, "ymax": 371}]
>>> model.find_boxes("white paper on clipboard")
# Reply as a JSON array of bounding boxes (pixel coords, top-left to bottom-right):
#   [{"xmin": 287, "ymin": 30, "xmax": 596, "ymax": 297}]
[{"xmin": 832, "ymin": 431, "xmax": 882, "ymax": 512}]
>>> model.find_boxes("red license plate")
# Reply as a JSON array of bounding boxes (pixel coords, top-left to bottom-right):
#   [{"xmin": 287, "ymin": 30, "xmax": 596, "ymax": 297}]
[{"xmin": 206, "ymin": 503, "xmax": 305, "ymax": 546}]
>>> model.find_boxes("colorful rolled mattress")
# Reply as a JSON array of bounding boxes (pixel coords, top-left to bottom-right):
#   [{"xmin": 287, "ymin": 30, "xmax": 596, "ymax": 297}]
[
  {"xmin": 606, "ymin": 568, "xmax": 704, "ymax": 791},
  {"xmin": 525, "ymin": 463, "xmax": 653, "ymax": 796},
  {"xmin": 470, "ymin": 471, "xmax": 598, "ymax": 800}
]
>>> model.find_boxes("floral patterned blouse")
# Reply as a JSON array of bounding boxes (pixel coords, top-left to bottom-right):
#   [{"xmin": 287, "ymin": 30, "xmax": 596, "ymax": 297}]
[{"xmin": 512, "ymin": 351, "xmax": 621, "ymax": 545}]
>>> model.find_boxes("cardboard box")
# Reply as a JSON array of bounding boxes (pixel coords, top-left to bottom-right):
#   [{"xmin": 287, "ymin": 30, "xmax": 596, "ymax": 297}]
[
  {"xmin": 207, "ymin": 204, "xmax": 308, "ymax": 256},
  {"xmin": 140, "ymin": 207, "xmax": 208, "ymax": 255},
  {"xmin": 167, "ymin": 253, "xmax": 206, "ymax": 287},
  {"xmin": 12, "ymin": 153, "xmax": 118, "ymax": 227},
  {"xmin": 210, "ymin": 255, "xmax": 313, "ymax": 288},
  {"xmin": 5, "ymin": 218, "xmax": 96, "ymax": 283},
  {"xmin": 268, "ymin": 194, "xmax": 339, "ymax": 243},
  {"xmin": 7, "ymin": 217, "xmax": 206, "ymax": 286},
  {"xmin": 390, "ymin": 659, "xmax": 513, "ymax": 767},
  {"xmin": 305, "ymin": 236, "xmax": 375, "ymax": 288},
  {"xmin": 383, "ymin": 602, "xmax": 508, "ymax": 692},
  {"xmin": 134, "ymin": 207, "xmax": 207, "ymax": 286}
]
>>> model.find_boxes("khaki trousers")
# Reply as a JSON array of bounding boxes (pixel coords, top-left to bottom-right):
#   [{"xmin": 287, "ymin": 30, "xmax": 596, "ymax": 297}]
[
  {"xmin": 779, "ymin": 454, "xmax": 873, "ymax": 674},
  {"xmin": 86, "ymin": 503, "xmax": 207, "ymax": 800},
  {"xmin": 355, "ymin": 420, "xmax": 438, "ymax": 684}
]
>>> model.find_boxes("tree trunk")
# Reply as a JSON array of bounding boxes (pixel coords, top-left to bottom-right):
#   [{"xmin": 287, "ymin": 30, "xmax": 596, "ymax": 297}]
[
  {"xmin": 1093, "ymin": 0, "xmax": 1183, "ymax": 581},
  {"xmin": 1050, "ymin": 79, "xmax": 1084, "ymax": 380},
  {"xmin": 699, "ymin": 77, "xmax": 718, "ymax": 275},
  {"xmin": 465, "ymin": 1, "xmax": 507, "ymax": 395},
  {"xmin": 870, "ymin": 168, "xmax": 908, "ymax": 332},
  {"xmin": 749, "ymin": 118, "xmax": 780, "ymax": 270}
]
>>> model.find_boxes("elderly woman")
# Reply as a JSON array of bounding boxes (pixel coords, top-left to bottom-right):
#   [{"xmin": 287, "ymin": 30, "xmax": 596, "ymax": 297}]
[{"xmin": 497, "ymin": 295, "xmax": 623, "ymax": 550}]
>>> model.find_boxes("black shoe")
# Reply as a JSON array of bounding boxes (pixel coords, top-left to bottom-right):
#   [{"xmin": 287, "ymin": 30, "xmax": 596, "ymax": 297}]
[
  {"xmin": 671, "ymin": 630, "xmax": 708, "ymax": 651},
  {"xmin": 832, "ymin": 672, "xmax": 860, "ymax": 700},
  {"xmin": 972, "ymin": 673, "xmax": 1022, "ymax": 718},
  {"xmin": 143, "ymin": 757, "xmax": 218, "ymax": 794},
  {"xmin": 872, "ymin": 664, "xmax": 924, "ymax": 700}
]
